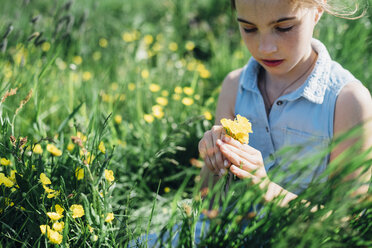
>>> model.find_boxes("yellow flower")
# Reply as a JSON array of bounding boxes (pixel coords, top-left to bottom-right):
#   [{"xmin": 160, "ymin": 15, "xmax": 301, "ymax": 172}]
[
  {"xmin": 185, "ymin": 41, "xmax": 195, "ymax": 51},
  {"xmin": 0, "ymin": 158, "xmax": 11, "ymax": 166},
  {"xmin": 75, "ymin": 167, "xmax": 84, "ymax": 180},
  {"xmin": 70, "ymin": 204, "xmax": 85, "ymax": 218},
  {"xmin": 0, "ymin": 173, "xmax": 14, "ymax": 187},
  {"xmin": 33, "ymin": 144, "xmax": 43, "ymax": 154},
  {"xmin": 141, "ymin": 69, "xmax": 149, "ymax": 79},
  {"xmin": 168, "ymin": 42, "xmax": 178, "ymax": 51},
  {"xmin": 149, "ymin": 83, "xmax": 160, "ymax": 92},
  {"xmin": 104, "ymin": 169, "xmax": 115, "ymax": 183},
  {"xmin": 203, "ymin": 111, "xmax": 213, "ymax": 120},
  {"xmin": 41, "ymin": 42, "xmax": 51, "ymax": 52},
  {"xmin": 93, "ymin": 51, "xmax": 101, "ymax": 61},
  {"xmin": 99, "ymin": 38, "xmax": 108, "ymax": 48},
  {"xmin": 47, "ymin": 212, "xmax": 63, "ymax": 221},
  {"xmin": 83, "ymin": 71, "xmax": 92, "ymax": 81},
  {"xmin": 55, "ymin": 204, "xmax": 64, "ymax": 215},
  {"xmin": 40, "ymin": 225, "xmax": 50, "ymax": 235},
  {"xmin": 182, "ymin": 97, "xmax": 194, "ymax": 106},
  {"xmin": 47, "ymin": 190, "xmax": 60, "ymax": 199},
  {"xmin": 84, "ymin": 153, "xmax": 95, "ymax": 165},
  {"xmin": 105, "ymin": 212, "xmax": 115, "ymax": 223},
  {"xmin": 47, "ymin": 229, "xmax": 63, "ymax": 244},
  {"xmin": 172, "ymin": 94, "xmax": 181, "ymax": 101},
  {"xmin": 67, "ymin": 143, "xmax": 75, "ymax": 152},
  {"xmin": 144, "ymin": 34, "xmax": 154, "ymax": 45},
  {"xmin": 199, "ymin": 68, "xmax": 211, "ymax": 79},
  {"xmin": 220, "ymin": 114, "xmax": 253, "ymax": 144},
  {"xmin": 128, "ymin": 83, "xmax": 136, "ymax": 91},
  {"xmin": 73, "ymin": 55, "xmax": 83, "ymax": 65},
  {"xmin": 156, "ymin": 97, "xmax": 168, "ymax": 106},
  {"xmin": 40, "ymin": 173, "xmax": 52, "ymax": 185},
  {"xmin": 183, "ymin": 87, "xmax": 194, "ymax": 96},
  {"xmin": 43, "ymin": 184, "xmax": 55, "ymax": 193},
  {"xmin": 77, "ymin": 131, "xmax": 87, "ymax": 142},
  {"xmin": 98, "ymin": 141, "xmax": 106, "ymax": 154},
  {"xmin": 114, "ymin": 115, "xmax": 122, "ymax": 124},
  {"xmin": 52, "ymin": 221, "xmax": 64, "ymax": 232},
  {"xmin": 174, "ymin": 86, "xmax": 182, "ymax": 94},
  {"xmin": 164, "ymin": 187, "xmax": 171, "ymax": 193},
  {"xmin": 144, "ymin": 114, "xmax": 154, "ymax": 123},
  {"xmin": 161, "ymin": 90, "xmax": 169, "ymax": 97},
  {"xmin": 152, "ymin": 105, "xmax": 164, "ymax": 119},
  {"xmin": 46, "ymin": 144, "xmax": 62, "ymax": 157}
]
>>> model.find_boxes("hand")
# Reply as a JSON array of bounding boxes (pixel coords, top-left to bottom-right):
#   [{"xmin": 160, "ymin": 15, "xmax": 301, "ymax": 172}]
[
  {"xmin": 198, "ymin": 125, "xmax": 231, "ymax": 176},
  {"xmin": 217, "ymin": 135, "xmax": 267, "ymax": 184}
]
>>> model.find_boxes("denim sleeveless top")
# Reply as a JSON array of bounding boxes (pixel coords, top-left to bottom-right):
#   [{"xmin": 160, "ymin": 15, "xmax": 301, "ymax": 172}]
[{"xmin": 235, "ymin": 39, "xmax": 360, "ymax": 194}]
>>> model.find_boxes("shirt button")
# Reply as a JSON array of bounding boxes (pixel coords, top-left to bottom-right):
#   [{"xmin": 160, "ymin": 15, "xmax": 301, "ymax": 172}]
[{"xmin": 276, "ymin": 100, "xmax": 283, "ymax": 106}]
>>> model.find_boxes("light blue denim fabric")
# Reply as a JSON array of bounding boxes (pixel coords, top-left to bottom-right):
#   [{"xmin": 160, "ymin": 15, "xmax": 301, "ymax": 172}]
[{"xmin": 235, "ymin": 39, "xmax": 360, "ymax": 195}]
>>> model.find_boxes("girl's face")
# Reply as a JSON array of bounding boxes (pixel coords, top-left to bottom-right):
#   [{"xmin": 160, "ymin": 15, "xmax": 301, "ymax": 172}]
[{"xmin": 236, "ymin": 0, "xmax": 322, "ymax": 77}]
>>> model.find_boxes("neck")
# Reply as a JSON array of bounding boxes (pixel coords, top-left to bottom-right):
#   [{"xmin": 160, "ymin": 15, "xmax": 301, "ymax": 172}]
[{"xmin": 266, "ymin": 48, "xmax": 316, "ymax": 90}]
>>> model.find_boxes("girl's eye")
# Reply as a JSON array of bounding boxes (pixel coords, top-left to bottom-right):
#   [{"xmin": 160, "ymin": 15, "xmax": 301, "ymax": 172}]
[
  {"xmin": 276, "ymin": 26, "xmax": 293, "ymax": 32},
  {"xmin": 243, "ymin": 27, "xmax": 257, "ymax": 33}
]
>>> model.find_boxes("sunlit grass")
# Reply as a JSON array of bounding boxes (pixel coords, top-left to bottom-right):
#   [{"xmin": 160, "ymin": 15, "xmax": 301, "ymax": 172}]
[{"xmin": 0, "ymin": 0, "xmax": 371, "ymax": 246}]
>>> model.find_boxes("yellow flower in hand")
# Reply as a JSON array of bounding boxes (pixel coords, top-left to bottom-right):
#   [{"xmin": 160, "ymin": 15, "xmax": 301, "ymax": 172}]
[{"xmin": 220, "ymin": 114, "xmax": 252, "ymax": 144}]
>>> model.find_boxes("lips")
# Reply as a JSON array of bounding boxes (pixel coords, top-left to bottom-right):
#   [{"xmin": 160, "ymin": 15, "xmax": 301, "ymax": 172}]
[{"xmin": 262, "ymin": 59, "xmax": 284, "ymax": 67}]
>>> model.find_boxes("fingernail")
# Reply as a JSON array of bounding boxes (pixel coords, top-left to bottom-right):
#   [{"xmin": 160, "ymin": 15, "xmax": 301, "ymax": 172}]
[
  {"xmin": 220, "ymin": 169, "xmax": 225, "ymax": 175},
  {"xmin": 216, "ymin": 139, "xmax": 222, "ymax": 145},
  {"xmin": 224, "ymin": 160, "xmax": 229, "ymax": 167}
]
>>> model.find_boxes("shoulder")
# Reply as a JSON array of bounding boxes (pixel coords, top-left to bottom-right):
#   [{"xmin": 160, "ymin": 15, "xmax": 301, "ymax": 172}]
[
  {"xmin": 221, "ymin": 68, "xmax": 243, "ymax": 91},
  {"xmin": 215, "ymin": 68, "xmax": 243, "ymax": 123},
  {"xmin": 334, "ymin": 81, "xmax": 372, "ymax": 134}
]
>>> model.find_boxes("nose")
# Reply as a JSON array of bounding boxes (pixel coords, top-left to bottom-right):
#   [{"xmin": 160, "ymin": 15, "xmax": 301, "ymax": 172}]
[{"xmin": 258, "ymin": 34, "xmax": 277, "ymax": 54}]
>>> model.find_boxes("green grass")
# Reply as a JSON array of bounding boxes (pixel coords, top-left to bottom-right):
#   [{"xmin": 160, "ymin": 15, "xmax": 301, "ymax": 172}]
[{"xmin": 0, "ymin": 0, "xmax": 371, "ymax": 247}]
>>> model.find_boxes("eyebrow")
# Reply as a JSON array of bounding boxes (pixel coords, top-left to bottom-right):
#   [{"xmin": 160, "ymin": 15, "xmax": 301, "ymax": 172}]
[{"xmin": 237, "ymin": 17, "xmax": 296, "ymax": 25}]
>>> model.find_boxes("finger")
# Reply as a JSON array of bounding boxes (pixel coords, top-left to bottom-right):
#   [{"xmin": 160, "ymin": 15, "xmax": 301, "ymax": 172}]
[
  {"xmin": 217, "ymin": 140, "xmax": 259, "ymax": 172},
  {"xmin": 211, "ymin": 128, "xmax": 225, "ymax": 172},
  {"xmin": 229, "ymin": 165, "xmax": 253, "ymax": 179},
  {"xmin": 222, "ymin": 135, "xmax": 258, "ymax": 155}
]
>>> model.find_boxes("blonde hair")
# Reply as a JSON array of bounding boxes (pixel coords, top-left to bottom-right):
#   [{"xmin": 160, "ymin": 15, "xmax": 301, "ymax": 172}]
[{"xmin": 230, "ymin": 0, "xmax": 367, "ymax": 19}]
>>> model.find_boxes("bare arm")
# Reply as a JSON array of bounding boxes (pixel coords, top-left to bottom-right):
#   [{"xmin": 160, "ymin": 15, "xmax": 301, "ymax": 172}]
[{"xmin": 330, "ymin": 82, "xmax": 372, "ymax": 196}]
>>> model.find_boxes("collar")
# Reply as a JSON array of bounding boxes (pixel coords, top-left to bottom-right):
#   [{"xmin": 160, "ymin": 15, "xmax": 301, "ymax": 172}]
[{"xmin": 239, "ymin": 39, "xmax": 331, "ymax": 104}]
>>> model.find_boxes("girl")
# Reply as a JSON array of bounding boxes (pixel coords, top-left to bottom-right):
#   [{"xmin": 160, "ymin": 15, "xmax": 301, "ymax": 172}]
[{"xmin": 199, "ymin": 0, "xmax": 372, "ymax": 205}]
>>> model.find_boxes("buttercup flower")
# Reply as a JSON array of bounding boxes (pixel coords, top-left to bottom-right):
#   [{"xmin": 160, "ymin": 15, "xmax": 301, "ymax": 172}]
[
  {"xmin": 1, "ymin": 158, "xmax": 11, "ymax": 166},
  {"xmin": 55, "ymin": 204, "xmax": 64, "ymax": 215},
  {"xmin": 40, "ymin": 173, "xmax": 52, "ymax": 185},
  {"xmin": 70, "ymin": 204, "xmax": 85, "ymax": 218},
  {"xmin": 47, "ymin": 229, "xmax": 63, "ymax": 244},
  {"xmin": 33, "ymin": 144, "xmax": 43, "ymax": 154},
  {"xmin": 67, "ymin": 143, "xmax": 75, "ymax": 152},
  {"xmin": 114, "ymin": 115, "xmax": 122, "ymax": 124},
  {"xmin": 46, "ymin": 144, "xmax": 62, "ymax": 157},
  {"xmin": 75, "ymin": 167, "xmax": 84, "ymax": 180},
  {"xmin": 182, "ymin": 97, "xmax": 194, "ymax": 106},
  {"xmin": 105, "ymin": 212, "xmax": 115, "ymax": 223},
  {"xmin": 144, "ymin": 114, "xmax": 154, "ymax": 123},
  {"xmin": 104, "ymin": 169, "xmax": 115, "ymax": 183},
  {"xmin": 47, "ymin": 212, "xmax": 63, "ymax": 221},
  {"xmin": 0, "ymin": 173, "xmax": 14, "ymax": 187},
  {"xmin": 98, "ymin": 141, "xmax": 106, "ymax": 154},
  {"xmin": 220, "ymin": 114, "xmax": 253, "ymax": 144},
  {"xmin": 149, "ymin": 83, "xmax": 160, "ymax": 92},
  {"xmin": 52, "ymin": 221, "xmax": 64, "ymax": 232}
]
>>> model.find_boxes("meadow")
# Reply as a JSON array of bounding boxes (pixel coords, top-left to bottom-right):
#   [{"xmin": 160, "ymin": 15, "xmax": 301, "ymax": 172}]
[{"xmin": 0, "ymin": 0, "xmax": 371, "ymax": 247}]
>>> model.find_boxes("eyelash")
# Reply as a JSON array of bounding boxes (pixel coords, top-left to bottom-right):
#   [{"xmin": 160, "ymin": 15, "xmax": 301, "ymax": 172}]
[{"xmin": 243, "ymin": 26, "xmax": 293, "ymax": 33}]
